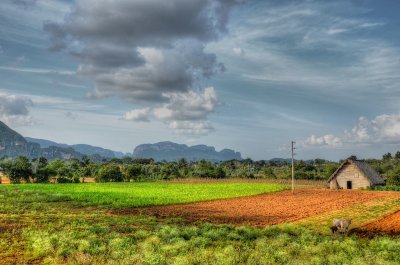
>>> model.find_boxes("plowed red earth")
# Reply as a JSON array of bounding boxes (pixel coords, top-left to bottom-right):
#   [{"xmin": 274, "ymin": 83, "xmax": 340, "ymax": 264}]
[
  {"xmin": 352, "ymin": 210, "xmax": 400, "ymax": 237},
  {"xmin": 0, "ymin": 176, "xmax": 10, "ymax": 184},
  {"xmin": 113, "ymin": 188, "xmax": 400, "ymax": 227}
]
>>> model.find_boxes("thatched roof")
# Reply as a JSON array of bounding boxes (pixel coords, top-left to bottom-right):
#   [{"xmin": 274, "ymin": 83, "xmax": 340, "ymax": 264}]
[{"xmin": 327, "ymin": 159, "xmax": 385, "ymax": 185}]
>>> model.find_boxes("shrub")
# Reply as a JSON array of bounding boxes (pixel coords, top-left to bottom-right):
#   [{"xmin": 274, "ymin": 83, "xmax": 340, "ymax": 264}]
[
  {"xmin": 95, "ymin": 163, "xmax": 123, "ymax": 182},
  {"xmin": 8, "ymin": 156, "xmax": 32, "ymax": 183}
]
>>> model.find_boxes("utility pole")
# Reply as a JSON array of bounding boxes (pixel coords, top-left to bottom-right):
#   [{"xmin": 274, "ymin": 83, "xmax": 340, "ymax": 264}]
[{"xmin": 291, "ymin": 141, "xmax": 296, "ymax": 194}]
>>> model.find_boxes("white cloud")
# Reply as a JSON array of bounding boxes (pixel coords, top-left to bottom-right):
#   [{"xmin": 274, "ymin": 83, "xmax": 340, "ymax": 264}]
[
  {"xmin": 123, "ymin": 108, "xmax": 151, "ymax": 122},
  {"xmin": 154, "ymin": 87, "xmax": 217, "ymax": 135},
  {"xmin": 42, "ymin": 0, "xmax": 238, "ymax": 135},
  {"xmin": 305, "ymin": 134, "xmax": 343, "ymax": 147},
  {"xmin": 0, "ymin": 93, "xmax": 34, "ymax": 126},
  {"xmin": 0, "ymin": 66, "xmax": 75, "ymax": 75},
  {"xmin": 326, "ymin": 28, "xmax": 348, "ymax": 35},
  {"xmin": 233, "ymin": 47, "xmax": 245, "ymax": 56},
  {"xmin": 305, "ymin": 114, "xmax": 400, "ymax": 148},
  {"xmin": 154, "ymin": 87, "xmax": 218, "ymax": 121},
  {"xmin": 345, "ymin": 114, "xmax": 400, "ymax": 144},
  {"xmin": 45, "ymin": 0, "xmax": 236, "ymax": 103},
  {"xmin": 123, "ymin": 87, "xmax": 218, "ymax": 135},
  {"xmin": 169, "ymin": 121, "xmax": 215, "ymax": 136}
]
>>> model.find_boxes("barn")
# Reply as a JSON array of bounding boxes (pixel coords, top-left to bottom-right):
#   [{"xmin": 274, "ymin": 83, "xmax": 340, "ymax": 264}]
[{"xmin": 327, "ymin": 159, "xmax": 385, "ymax": 189}]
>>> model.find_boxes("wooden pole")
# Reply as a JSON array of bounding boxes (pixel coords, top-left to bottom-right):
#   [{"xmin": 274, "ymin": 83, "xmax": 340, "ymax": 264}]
[{"xmin": 291, "ymin": 141, "xmax": 295, "ymax": 194}]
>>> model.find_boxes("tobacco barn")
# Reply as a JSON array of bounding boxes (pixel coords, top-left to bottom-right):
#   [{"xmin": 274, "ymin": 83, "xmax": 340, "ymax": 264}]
[{"xmin": 327, "ymin": 159, "xmax": 385, "ymax": 190}]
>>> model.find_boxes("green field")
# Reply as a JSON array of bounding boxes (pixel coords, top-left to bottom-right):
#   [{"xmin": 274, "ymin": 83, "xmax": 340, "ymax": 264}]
[
  {"xmin": 1, "ymin": 183, "xmax": 400, "ymax": 265},
  {"xmin": 2, "ymin": 182, "xmax": 287, "ymax": 208}
]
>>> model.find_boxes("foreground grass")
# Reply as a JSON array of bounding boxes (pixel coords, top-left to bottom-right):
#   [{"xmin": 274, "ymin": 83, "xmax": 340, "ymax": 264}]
[
  {"xmin": 1, "ymin": 185, "xmax": 400, "ymax": 264},
  {"xmin": 2, "ymin": 182, "xmax": 287, "ymax": 208}
]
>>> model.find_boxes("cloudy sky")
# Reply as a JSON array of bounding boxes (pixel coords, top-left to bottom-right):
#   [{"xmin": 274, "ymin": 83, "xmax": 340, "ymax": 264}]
[{"xmin": 1, "ymin": 0, "xmax": 400, "ymax": 160}]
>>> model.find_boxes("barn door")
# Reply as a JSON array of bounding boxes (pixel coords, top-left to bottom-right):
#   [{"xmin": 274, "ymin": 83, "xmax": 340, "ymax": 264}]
[{"xmin": 347, "ymin": 181, "xmax": 352, "ymax": 189}]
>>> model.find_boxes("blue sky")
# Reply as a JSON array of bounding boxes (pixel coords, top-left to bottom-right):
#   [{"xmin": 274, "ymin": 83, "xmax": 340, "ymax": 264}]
[{"xmin": 1, "ymin": 0, "xmax": 400, "ymax": 161}]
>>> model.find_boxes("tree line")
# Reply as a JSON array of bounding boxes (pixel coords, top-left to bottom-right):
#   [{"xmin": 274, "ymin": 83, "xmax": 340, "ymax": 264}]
[{"xmin": 0, "ymin": 153, "xmax": 400, "ymax": 185}]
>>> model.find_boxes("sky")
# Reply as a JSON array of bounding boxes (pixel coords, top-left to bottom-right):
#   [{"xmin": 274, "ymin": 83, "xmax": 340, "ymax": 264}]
[{"xmin": 0, "ymin": 0, "xmax": 400, "ymax": 161}]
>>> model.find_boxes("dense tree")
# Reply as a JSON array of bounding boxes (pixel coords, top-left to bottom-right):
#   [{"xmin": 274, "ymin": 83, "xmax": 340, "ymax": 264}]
[
  {"xmin": 8, "ymin": 156, "xmax": 32, "ymax": 183},
  {"xmin": 260, "ymin": 167, "xmax": 276, "ymax": 179},
  {"xmin": 347, "ymin": 155, "xmax": 358, "ymax": 161},
  {"xmin": 0, "ymin": 159, "xmax": 12, "ymax": 173},
  {"xmin": 386, "ymin": 169, "xmax": 400, "ymax": 186},
  {"xmin": 122, "ymin": 164, "xmax": 142, "ymax": 182},
  {"xmin": 383, "ymin": 153, "xmax": 393, "ymax": 161},
  {"xmin": 159, "ymin": 163, "xmax": 179, "ymax": 180},
  {"xmin": 213, "ymin": 165, "xmax": 226, "ymax": 179},
  {"xmin": 2, "ymin": 151, "xmax": 400, "ymax": 186},
  {"xmin": 34, "ymin": 157, "xmax": 50, "ymax": 183},
  {"xmin": 96, "ymin": 163, "xmax": 123, "ymax": 182}
]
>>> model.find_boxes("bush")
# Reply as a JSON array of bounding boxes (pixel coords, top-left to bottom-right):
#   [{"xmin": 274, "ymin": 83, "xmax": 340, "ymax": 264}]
[
  {"xmin": 122, "ymin": 164, "xmax": 143, "ymax": 181},
  {"xmin": 372, "ymin": 185, "xmax": 400, "ymax": 191},
  {"xmin": 8, "ymin": 156, "xmax": 32, "ymax": 184},
  {"xmin": 95, "ymin": 163, "xmax": 123, "ymax": 182}
]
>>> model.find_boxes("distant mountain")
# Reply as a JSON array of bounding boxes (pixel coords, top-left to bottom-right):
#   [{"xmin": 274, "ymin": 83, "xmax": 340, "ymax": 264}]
[
  {"xmin": 2, "ymin": 122, "xmax": 242, "ymax": 162},
  {"xmin": 0, "ymin": 121, "xmax": 41, "ymax": 158},
  {"xmin": 72, "ymin": 144, "xmax": 126, "ymax": 158},
  {"xmin": 24, "ymin": 137, "xmax": 68, "ymax": 149},
  {"xmin": 26, "ymin": 137, "xmax": 128, "ymax": 158},
  {"xmin": 133, "ymin": 141, "xmax": 242, "ymax": 162},
  {"xmin": 0, "ymin": 121, "xmax": 82, "ymax": 160},
  {"xmin": 268, "ymin": 158, "xmax": 293, "ymax": 163}
]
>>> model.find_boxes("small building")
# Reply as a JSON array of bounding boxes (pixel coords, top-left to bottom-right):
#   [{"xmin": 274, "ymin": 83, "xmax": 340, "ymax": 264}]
[{"xmin": 327, "ymin": 159, "xmax": 385, "ymax": 190}]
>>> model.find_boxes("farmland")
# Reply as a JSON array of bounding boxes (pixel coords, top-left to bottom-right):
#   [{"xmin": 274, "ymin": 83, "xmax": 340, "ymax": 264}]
[
  {"xmin": 0, "ymin": 182, "xmax": 287, "ymax": 208},
  {"xmin": 1, "ymin": 182, "xmax": 400, "ymax": 264}
]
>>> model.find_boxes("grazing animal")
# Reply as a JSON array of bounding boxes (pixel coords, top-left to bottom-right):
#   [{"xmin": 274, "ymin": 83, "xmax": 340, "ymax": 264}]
[
  {"xmin": 332, "ymin": 219, "xmax": 352, "ymax": 235},
  {"xmin": 330, "ymin": 225, "xmax": 339, "ymax": 235}
]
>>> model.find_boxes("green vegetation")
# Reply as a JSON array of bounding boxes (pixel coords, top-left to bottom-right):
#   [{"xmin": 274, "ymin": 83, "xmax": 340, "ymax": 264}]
[
  {"xmin": 372, "ymin": 185, "xmax": 400, "ymax": 191},
  {"xmin": 1, "ymin": 151, "xmax": 400, "ymax": 184},
  {"xmin": 3, "ymin": 182, "xmax": 286, "ymax": 208},
  {"xmin": 368, "ymin": 153, "xmax": 400, "ymax": 186},
  {"xmin": 0, "ymin": 186, "xmax": 399, "ymax": 265},
  {"xmin": 7, "ymin": 156, "xmax": 32, "ymax": 183}
]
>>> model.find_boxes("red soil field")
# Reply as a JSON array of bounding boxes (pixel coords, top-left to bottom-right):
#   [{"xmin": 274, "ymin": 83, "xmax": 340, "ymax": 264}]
[
  {"xmin": 0, "ymin": 176, "xmax": 10, "ymax": 184},
  {"xmin": 352, "ymin": 210, "xmax": 400, "ymax": 237},
  {"xmin": 114, "ymin": 188, "xmax": 400, "ymax": 227}
]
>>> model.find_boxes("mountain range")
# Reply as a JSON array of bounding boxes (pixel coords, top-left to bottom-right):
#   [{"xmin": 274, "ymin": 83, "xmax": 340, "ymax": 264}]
[
  {"xmin": 25, "ymin": 137, "xmax": 128, "ymax": 158},
  {"xmin": 133, "ymin": 141, "xmax": 242, "ymax": 162},
  {"xmin": 0, "ymin": 121, "xmax": 243, "ymax": 162}
]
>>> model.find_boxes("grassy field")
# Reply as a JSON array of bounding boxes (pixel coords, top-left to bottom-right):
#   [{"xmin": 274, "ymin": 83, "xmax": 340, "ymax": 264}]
[
  {"xmin": 1, "ymin": 182, "xmax": 287, "ymax": 208},
  {"xmin": 0, "ymin": 183, "xmax": 400, "ymax": 264}
]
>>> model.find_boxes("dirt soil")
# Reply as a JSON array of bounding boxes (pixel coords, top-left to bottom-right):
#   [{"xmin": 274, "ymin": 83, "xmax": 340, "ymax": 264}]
[
  {"xmin": 351, "ymin": 210, "xmax": 400, "ymax": 237},
  {"xmin": 0, "ymin": 176, "xmax": 10, "ymax": 184},
  {"xmin": 113, "ymin": 188, "xmax": 400, "ymax": 227}
]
